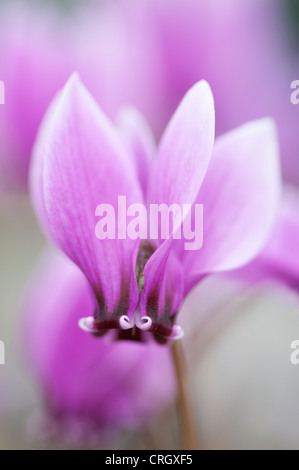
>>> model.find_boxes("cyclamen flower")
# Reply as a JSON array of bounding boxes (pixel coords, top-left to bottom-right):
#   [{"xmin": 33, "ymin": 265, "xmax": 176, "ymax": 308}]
[
  {"xmin": 22, "ymin": 250, "xmax": 175, "ymax": 438},
  {"xmin": 30, "ymin": 74, "xmax": 281, "ymax": 342}
]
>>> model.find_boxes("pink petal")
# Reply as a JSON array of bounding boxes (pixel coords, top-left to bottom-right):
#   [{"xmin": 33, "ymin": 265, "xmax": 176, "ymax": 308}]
[
  {"xmin": 30, "ymin": 73, "xmax": 143, "ymax": 329},
  {"xmin": 138, "ymin": 81, "xmax": 214, "ymax": 337},
  {"xmin": 149, "ymin": 80, "xmax": 215, "ymax": 233},
  {"xmin": 30, "ymin": 91, "xmax": 62, "ymax": 233},
  {"xmin": 261, "ymin": 186, "xmax": 299, "ymax": 284},
  {"xmin": 231, "ymin": 185, "xmax": 299, "ymax": 288},
  {"xmin": 181, "ymin": 118, "xmax": 281, "ymax": 294},
  {"xmin": 116, "ymin": 106, "xmax": 156, "ymax": 199}
]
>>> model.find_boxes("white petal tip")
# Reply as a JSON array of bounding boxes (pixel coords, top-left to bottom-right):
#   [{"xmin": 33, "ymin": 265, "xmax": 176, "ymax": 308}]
[
  {"xmin": 169, "ymin": 324, "xmax": 184, "ymax": 341},
  {"xmin": 136, "ymin": 316, "xmax": 152, "ymax": 331},
  {"xmin": 78, "ymin": 316, "xmax": 97, "ymax": 334},
  {"xmin": 119, "ymin": 315, "xmax": 135, "ymax": 330}
]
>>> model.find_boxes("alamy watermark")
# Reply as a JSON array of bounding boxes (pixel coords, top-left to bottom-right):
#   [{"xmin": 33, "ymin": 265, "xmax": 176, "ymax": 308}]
[
  {"xmin": 95, "ymin": 196, "xmax": 203, "ymax": 250},
  {"xmin": 290, "ymin": 80, "xmax": 299, "ymax": 105},
  {"xmin": 290, "ymin": 340, "xmax": 299, "ymax": 365},
  {"xmin": 0, "ymin": 80, "xmax": 4, "ymax": 105},
  {"xmin": 0, "ymin": 340, "xmax": 5, "ymax": 365}
]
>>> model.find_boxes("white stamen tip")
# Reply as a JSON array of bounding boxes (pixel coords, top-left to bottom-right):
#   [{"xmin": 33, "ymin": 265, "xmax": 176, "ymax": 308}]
[
  {"xmin": 78, "ymin": 316, "xmax": 97, "ymax": 334},
  {"xmin": 119, "ymin": 315, "xmax": 134, "ymax": 330},
  {"xmin": 136, "ymin": 316, "xmax": 152, "ymax": 331}
]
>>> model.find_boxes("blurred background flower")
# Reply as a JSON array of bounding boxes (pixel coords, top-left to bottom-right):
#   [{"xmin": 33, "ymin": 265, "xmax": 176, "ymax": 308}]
[
  {"xmin": 0, "ymin": 0, "xmax": 163, "ymax": 190},
  {"xmin": 138, "ymin": 0, "xmax": 299, "ymax": 184},
  {"xmin": 1, "ymin": 0, "xmax": 299, "ymax": 190}
]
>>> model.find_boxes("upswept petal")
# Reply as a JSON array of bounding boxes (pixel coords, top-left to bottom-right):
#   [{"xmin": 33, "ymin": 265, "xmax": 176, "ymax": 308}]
[
  {"xmin": 140, "ymin": 81, "xmax": 215, "ymax": 337},
  {"xmin": 180, "ymin": 118, "xmax": 281, "ymax": 294},
  {"xmin": 116, "ymin": 106, "xmax": 156, "ymax": 199},
  {"xmin": 139, "ymin": 81, "xmax": 214, "ymax": 336},
  {"xmin": 149, "ymin": 80, "xmax": 215, "ymax": 235},
  {"xmin": 30, "ymin": 73, "xmax": 144, "ymax": 329},
  {"xmin": 30, "ymin": 91, "xmax": 62, "ymax": 232}
]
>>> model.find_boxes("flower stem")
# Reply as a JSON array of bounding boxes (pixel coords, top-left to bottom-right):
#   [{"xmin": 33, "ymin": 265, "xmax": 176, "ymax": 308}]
[{"xmin": 171, "ymin": 340, "xmax": 198, "ymax": 450}]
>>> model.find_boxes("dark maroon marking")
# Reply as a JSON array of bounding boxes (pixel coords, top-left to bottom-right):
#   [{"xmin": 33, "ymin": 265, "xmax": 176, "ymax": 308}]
[
  {"xmin": 94, "ymin": 284, "xmax": 107, "ymax": 316},
  {"xmin": 146, "ymin": 288, "xmax": 176, "ymax": 340},
  {"xmin": 152, "ymin": 333, "xmax": 169, "ymax": 345},
  {"xmin": 117, "ymin": 327, "xmax": 144, "ymax": 342},
  {"xmin": 146, "ymin": 287, "xmax": 160, "ymax": 321},
  {"xmin": 89, "ymin": 239, "xmax": 179, "ymax": 343},
  {"xmin": 93, "ymin": 279, "xmax": 131, "ymax": 332}
]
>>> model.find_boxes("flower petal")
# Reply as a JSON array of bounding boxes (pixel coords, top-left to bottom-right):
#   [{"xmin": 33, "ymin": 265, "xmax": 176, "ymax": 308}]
[
  {"xmin": 30, "ymin": 73, "xmax": 143, "ymax": 328},
  {"xmin": 116, "ymin": 106, "xmax": 156, "ymax": 199},
  {"xmin": 180, "ymin": 118, "xmax": 281, "ymax": 294},
  {"xmin": 149, "ymin": 80, "xmax": 215, "ymax": 234},
  {"xmin": 139, "ymin": 81, "xmax": 214, "ymax": 336},
  {"xmin": 30, "ymin": 91, "xmax": 63, "ymax": 232},
  {"xmin": 231, "ymin": 185, "xmax": 299, "ymax": 288}
]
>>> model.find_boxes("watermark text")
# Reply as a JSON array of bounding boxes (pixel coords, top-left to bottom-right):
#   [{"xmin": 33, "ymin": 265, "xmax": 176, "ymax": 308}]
[
  {"xmin": 95, "ymin": 196, "xmax": 203, "ymax": 251},
  {"xmin": 290, "ymin": 80, "xmax": 299, "ymax": 105}
]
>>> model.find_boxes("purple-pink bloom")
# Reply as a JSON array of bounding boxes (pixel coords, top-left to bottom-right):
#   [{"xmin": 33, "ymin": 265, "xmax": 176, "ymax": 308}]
[
  {"xmin": 30, "ymin": 74, "xmax": 281, "ymax": 342},
  {"xmin": 22, "ymin": 250, "xmax": 175, "ymax": 436}
]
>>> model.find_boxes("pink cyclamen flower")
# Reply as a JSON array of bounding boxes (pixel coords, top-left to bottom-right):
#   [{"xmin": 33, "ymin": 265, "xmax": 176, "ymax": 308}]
[
  {"xmin": 22, "ymin": 250, "xmax": 175, "ymax": 438},
  {"xmin": 30, "ymin": 74, "xmax": 281, "ymax": 342}
]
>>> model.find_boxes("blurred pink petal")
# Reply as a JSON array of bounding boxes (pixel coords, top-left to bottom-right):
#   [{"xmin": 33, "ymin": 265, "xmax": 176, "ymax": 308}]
[
  {"xmin": 0, "ymin": 3, "xmax": 74, "ymax": 190},
  {"xmin": 0, "ymin": 0, "xmax": 297, "ymax": 191},
  {"xmin": 0, "ymin": 0, "xmax": 162, "ymax": 191},
  {"xmin": 22, "ymin": 250, "xmax": 175, "ymax": 435},
  {"xmin": 150, "ymin": 80, "xmax": 215, "ymax": 212},
  {"xmin": 116, "ymin": 106, "xmax": 156, "ymax": 199},
  {"xmin": 141, "ymin": 0, "xmax": 299, "ymax": 184},
  {"xmin": 230, "ymin": 186, "xmax": 299, "ymax": 290}
]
